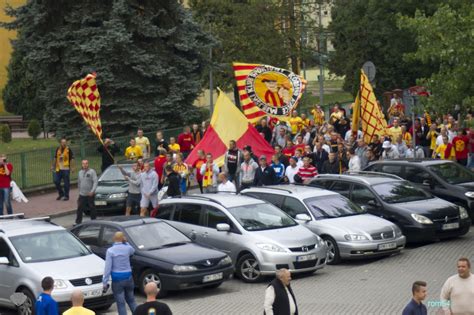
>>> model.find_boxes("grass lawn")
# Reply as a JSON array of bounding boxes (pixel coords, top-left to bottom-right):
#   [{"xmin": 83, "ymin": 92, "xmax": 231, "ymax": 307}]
[
  {"xmin": 299, "ymin": 90, "xmax": 354, "ymax": 114},
  {"xmin": 1, "ymin": 138, "xmax": 59, "ymax": 155}
]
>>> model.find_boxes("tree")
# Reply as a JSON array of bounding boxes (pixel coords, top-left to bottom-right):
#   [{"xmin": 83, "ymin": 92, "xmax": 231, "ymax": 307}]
[
  {"xmin": 399, "ymin": 3, "xmax": 474, "ymax": 113},
  {"xmin": 28, "ymin": 119, "xmax": 42, "ymax": 140},
  {"xmin": 328, "ymin": 0, "xmax": 441, "ymax": 97},
  {"xmin": 1, "ymin": 0, "xmax": 212, "ymax": 138}
]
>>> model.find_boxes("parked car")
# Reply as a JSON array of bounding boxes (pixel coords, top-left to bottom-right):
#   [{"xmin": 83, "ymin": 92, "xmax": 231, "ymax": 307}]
[
  {"xmin": 242, "ymin": 185, "xmax": 406, "ymax": 264},
  {"xmin": 309, "ymin": 172, "xmax": 471, "ymax": 243},
  {"xmin": 0, "ymin": 214, "xmax": 113, "ymax": 315},
  {"xmin": 157, "ymin": 194, "xmax": 327, "ymax": 283},
  {"xmin": 71, "ymin": 216, "xmax": 233, "ymax": 297},
  {"xmin": 93, "ymin": 163, "xmax": 133, "ymax": 214},
  {"xmin": 364, "ymin": 159, "xmax": 474, "ymax": 219}
]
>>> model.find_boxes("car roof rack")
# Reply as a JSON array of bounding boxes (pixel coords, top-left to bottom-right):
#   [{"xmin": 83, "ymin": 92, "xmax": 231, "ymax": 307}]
[
  {"xmin": 247, "ymin": 186, "xmax": 294, "ymax": 194},
  {"xmin": 343, "ymin": 171, "xmax": 403, "ymax": 180},
  {"xmin": 170, "ymin": 195, "xmax": 224, "ymax": 206},
  {"xmin": 0, "ymin": 213, "xmax": 26, "ymax": 220}
]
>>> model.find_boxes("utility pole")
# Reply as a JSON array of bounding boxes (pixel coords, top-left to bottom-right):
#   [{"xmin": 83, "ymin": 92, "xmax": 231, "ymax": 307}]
[
  {"xmin": 318, "ymin": 0, "xmax": 324, "ymax": 107},
  {"xmin": 208, "ymin": 14, "xmax": 214, "ymax": 115}
]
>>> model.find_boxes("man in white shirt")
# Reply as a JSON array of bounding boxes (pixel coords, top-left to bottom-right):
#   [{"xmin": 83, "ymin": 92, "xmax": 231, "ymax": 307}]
[
  {"xmin": 382, "ymin": 140, "xmax": 400, "ymax": 160},
  {"xmin": 285, "ymin": 157, "xmax": 300, "ymax": 184},
  {"xmin": 217, "ymin": 172, "xmax": 236, "ymax": 193},
  {"xmin": 347, "ymin": 148, "xmax": 361, "ymax": 171},
  {"xmin": 264, "ymin": 269, "xmax": 297, "ymax": 315},
  {"xmin": 440, "ymin": 257, "xmax": 474, "ymax": 315}
]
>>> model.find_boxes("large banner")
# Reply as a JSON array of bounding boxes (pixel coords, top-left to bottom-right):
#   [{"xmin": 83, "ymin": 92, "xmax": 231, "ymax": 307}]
[{"xmin": 233, "ymin": 62, "xmax": 306, "ymax": 124}]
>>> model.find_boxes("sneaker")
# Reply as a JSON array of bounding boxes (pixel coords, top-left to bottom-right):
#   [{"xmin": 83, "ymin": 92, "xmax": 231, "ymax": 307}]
[
  {"xmin": 63, "ymin": 197, "xmax": 69, "ymax": 201},
  {"xmin": 56, "ymin": 196, "xmax": 63, "ymax": 201}
]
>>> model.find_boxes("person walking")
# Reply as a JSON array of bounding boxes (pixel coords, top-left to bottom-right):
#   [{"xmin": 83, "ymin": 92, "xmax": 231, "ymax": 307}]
[
  {"xmin": 240, "ymin": 151, "xmax": 259, "ymax": 190},
  {"xmin": 191, "ymin": 150, "xmax": 206, "ymax": 193},
  {"xmin": 133, "ymin": 282, "xmax": 172, "ymax": 315},
  {"xmin": 35, "ymin": 277, "xmax": 58, "ymax": 315},
  {"xmin": 119, "ymin": 163, "xmax": 141, "ymax": 216},
  {"xmin": 217, "ymin": 172, "xmax": 236, "ymax": 193},
  {"xmin": 264, "ymin": 268, "xmax": 298, "ymax": 315},
  {"xmin": 63, "ymin": 290, "xmax": 95, "ymax": 315},
  {"xmin": 254, "ymin": 156, "xmax": 277, "ymax": 186},
  {"xmin": 200, "ymin": 153, "xmax": 219, "ymax": 193},
  {"xmin": 76, "ymin": 160, "xmax": 98, "ymax": 225},
  {"xmin": 0, "ymin": 154, "xmax": 13, "ymax": 215},
  {"xmin": 103, "ymin": 232, "xmax": 137, "ymax": 315},
  {"xmin": 139, "ymin": 162, "xmax": 158, "ymax": 217},
  {"xmin": 440, "ymin": 257, "xmax": 474, "ymax": 315},
  {"xmin": 401, "ymin": 281, "xmax": 428, "ymax": 315},
  {"xmin": 154, "ymin": 148, "xmax": 167, "ymax": 190},
  {"xmin": 51, "ymin": 138, "xmax": 74, "ymax": 201},
  {"xmin": 97, "ymin": 138, "xmax": 120, "ymax": 173},
  {"xmin": 135, "ymin": 129, "xmax": 151, "ymax": 159}
]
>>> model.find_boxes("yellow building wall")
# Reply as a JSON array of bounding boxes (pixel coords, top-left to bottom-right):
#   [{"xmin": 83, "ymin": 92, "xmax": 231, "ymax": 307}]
[{"xmin": 0, "ymin": 0, "xmax": 25, "ymax": 113}]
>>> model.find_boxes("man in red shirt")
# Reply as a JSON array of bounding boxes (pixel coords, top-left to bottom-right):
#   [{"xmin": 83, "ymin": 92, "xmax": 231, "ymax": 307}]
[
  {"xmin": 154, "ymin": 148, "xmax": 167, "ymax": 189},
  {"xmin": 282, "ymin": 140, "xmax": 295, "ymax": 158},
  {"xmin": 192, "ymin": 150, "xmax": 207, "ymax": 193},
  {"xmin": 177, "ymin": 126, "xmax": 195, "ymax": 159},
  {"xmin": 296, "ymin": 157, "xmax": 318, "ymax": 184},
  {"xmin": 0, "ymin": 154, "xmax": 13, "ymax": 215},
  {"xmin": 452, "ymin": 130, "xmax": 469, "ymax": 166}
]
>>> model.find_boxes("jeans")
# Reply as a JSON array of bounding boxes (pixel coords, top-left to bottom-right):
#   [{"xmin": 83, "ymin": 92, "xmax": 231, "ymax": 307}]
[
  {"xmin": 53, "ymin": 170, "xmax": 70, "ymax": 198},
  {"xmin": 112, "ymin": 277, "xmax": 137, "ymax": 315},
  {"xmin": 76, "ymin": 195, "xmax": 96, "ymax": 224},
  {"xmin": 0, "ymin": 188, "xmax": 13, "ymax": 215}
]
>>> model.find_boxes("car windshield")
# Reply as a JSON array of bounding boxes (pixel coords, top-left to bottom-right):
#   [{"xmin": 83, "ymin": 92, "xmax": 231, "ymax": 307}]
[
  {"xmin": 304, "ymin": 195, "xmax": 366, "ymax": 219},
  {"xmin": 372, "ymin": 181, "xmax": 433, "ymax": 204},
  {"xmin": 427, "ymin": 162, "xmax": 474, "ymax": 184},
  {"xmin": 10, "ymin": 230, "xmax": 91, "ymax": 263},
  {"xmin": 227, "ymin": 203, "xmax": 297, "ymax": 231},
  {"xmin": 126, "ymin": 222, "xmax": 190, "ymax": 251},
  {"xmin": 99, "ymin": 165, "xmax": 132, "ymax": 182}
]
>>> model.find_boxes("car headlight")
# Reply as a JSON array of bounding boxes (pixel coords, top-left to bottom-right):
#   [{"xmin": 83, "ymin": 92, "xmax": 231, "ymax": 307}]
[
  {"xmin": 411, "ymin": 213, "xmax": 433, "ymax": 224},
  {"xmin": 315, "ymin": 235, "xmax": 324, "ymax": 247},
  {"xmin": 108, "ymin": 193, "xmax": 128, "ymax": 199},
  {"xmin": 256, "ymin": 243, "xmax": 286, "ymax": 252},
  {"xmin": 172, "ymin": 265, "xmax": 197, "ymax": 273},
  {"xmin": 393, "ymin": 226, "xmax": 403, "ymax": 237},
  {"xmin": 459, "ymin": 206, "xmax": 470, "ymax": 220},
  {"xmin": 218, "ymin": 256, "xmax": 232, "ymax": 266},
  {"xmin": 344, "ymin": 234, "xmax": 369, "ymax": 241},
  {"xmin": 54, "ymin": 279, "xmax": 68, "ymax": 290},
  {"xmin": 464, "ymin": 192, "xmax": 474, "ymax": 198}
]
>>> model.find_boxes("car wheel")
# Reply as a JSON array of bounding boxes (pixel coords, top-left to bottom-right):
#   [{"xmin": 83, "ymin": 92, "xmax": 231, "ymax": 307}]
[
  {"xmin": 322, "ymin": 236, "xmax": 341, "ymax": 265},
  {"xmin": 139, "ymin": 269, "xmax": 167, "ymax": 297},
  {"xmin": 236, "ymin": 253, "xmax": 262, "ymax": 283},
  {"xmin": 204, "ymin": 282, "xmax": 222, "ymax": 289},
  {"xmin": 17, "ymin": 289, "xmax": 34, "ymax": 315}
]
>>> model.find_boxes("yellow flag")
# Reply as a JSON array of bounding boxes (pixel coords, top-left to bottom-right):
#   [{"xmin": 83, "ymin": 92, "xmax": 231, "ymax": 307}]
[{"xmin": 351, "ymin": 91, "xmax": 360, "ymax": 137}]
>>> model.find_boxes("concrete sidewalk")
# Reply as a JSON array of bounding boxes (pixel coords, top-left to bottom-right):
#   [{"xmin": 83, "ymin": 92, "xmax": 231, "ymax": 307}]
[{"xmin": 12, "ymin": 188, "xmax": 79, "ymax": 218}]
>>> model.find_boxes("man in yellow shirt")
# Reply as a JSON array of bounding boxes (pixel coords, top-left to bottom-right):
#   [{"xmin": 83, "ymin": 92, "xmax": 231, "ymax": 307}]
[
  {"xmin": 433, "ymin": 136, "xmax": 455, "ymax": 160},
  {"xmin": 135, "ymin": 129, "xmax": 151, "ymax": 159},
  {"xmin": 311, "ymin": 105, "xmax": 325, "ymax": 126},
  {"xmin": 389, "ymin": 119, "xmax": 402, "ymax": 142},
  {"xmin": 401, "ymin": 125, "xmax": 412, "ymax": 144},
  {"xmin": 168, "ymin": 137, "xmax": 180, "ymax": 153},
  {"xmin": 289, "ymin": 110, "xmax": 303, "ymax": 136},
  {"xmin": 125, "ymin": 138, "xmax": 143, "ymax": 160},
  {"xmin": 300, "ymin": 113, "xmax": 310, "ymax": 128},
  {"xmin": 63, "ymin": 290, "xmax": 95, "ymax": 315}
]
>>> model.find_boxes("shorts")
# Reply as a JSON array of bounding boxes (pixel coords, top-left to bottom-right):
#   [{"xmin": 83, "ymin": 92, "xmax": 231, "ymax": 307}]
[
  {"xmin": 126, "ymin": 193, "xmax": 141, "ymax": 208},
  {"xmin": 140, "ymin": 193, "xmax": 158, "ymax": 208}
]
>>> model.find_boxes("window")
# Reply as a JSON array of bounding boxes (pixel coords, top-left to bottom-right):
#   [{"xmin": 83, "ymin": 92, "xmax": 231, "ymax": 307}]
[
  {"xmin": 245, "ymin": 193, "xmax": 284, "ymax": 208},
  {"xmin": 351, "ymin": 185, "xmax": 377, "ymax": 205},
  {"xmin": 101, "ymin": 226, "xmax": 120, "ymax": 247},
  {"xmin": 156, "ymin": 204, "xmax": 174, "ymax": 219},
  {"xmin": 203, "ymin": 206, "xmax": 230, "ymax": 228},
  {"xmin": 281, "ymin": 197, "xmax": 309, "ymax": 218},
  {"xmin": 174, "ymin": 204, "xmax": 202, "ymax": 225},
  {"xmin": 76, "ymin": 225, "xmax": 101, "ymax": 246},
  {"xmin": 310, "ymin": 180, "xmax": 331, "ymax": 189},
  {"xmin": 405, "ymin": 167, "xmax": 432, "ymax": 184},
  {"xmin": 0, "ymin": 238, "xmax": 18, "ymax": 267},
  {"xmin": 380, "ymin": 165, "xmax": 403, "ymax": 177},
  {"xmin": 329, "ymin": 181, "xmax": 351, "ymax": 198}
]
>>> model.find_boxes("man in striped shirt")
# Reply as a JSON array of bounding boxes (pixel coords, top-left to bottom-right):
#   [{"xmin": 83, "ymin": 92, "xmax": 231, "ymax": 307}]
[{"xmin": 296, "ymin": 157, "xmax": 318, "ymax": 184}]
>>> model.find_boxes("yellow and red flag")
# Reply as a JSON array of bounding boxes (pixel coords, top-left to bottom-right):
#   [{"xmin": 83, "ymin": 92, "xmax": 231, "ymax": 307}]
[
  {"xmin": 67, "ymin": 73, "xmax": 103, "ymax": 143},
  {"xmin": 185, "ymin": 90, "xmax": 274, "ymax": 167},
  {"xmin": 233, "ymin": 62, "xmax": 306, "ymax": 124}
]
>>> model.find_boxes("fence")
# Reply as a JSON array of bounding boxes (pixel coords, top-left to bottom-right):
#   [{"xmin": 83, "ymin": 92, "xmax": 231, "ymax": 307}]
[{"xmin": 8, "ymin": 127, "xmax": 182, "ymax": 189}]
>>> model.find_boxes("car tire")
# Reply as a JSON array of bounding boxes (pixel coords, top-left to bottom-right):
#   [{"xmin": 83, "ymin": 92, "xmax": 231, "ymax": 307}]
[
  {"xmin": 139, "ymin": 269, "xmax": 167, "ymax": 297},
  {"xmin": 236, "ymin": 253, "xmax": 263, "ymax": 283},
  {"xmin": 322, "ymin": 236, "xmax": 341, "ymax": 265},
  {"xmin": 17, "ymin": 288, "xmax": 35, "ymax": 315},
  {"xmin": 204, "ymin": 282, "xmax": 223, "ymax": 289}
]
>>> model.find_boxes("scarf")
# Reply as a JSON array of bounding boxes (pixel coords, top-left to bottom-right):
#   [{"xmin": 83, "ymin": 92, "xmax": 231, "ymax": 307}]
[{"xmin": 55, "ymin": 147, "xmax": 70, "ymax": 172}]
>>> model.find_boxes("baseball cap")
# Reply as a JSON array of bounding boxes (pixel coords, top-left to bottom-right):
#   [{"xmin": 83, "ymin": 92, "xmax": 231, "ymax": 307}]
[{"xmin": 382, "ymin": 140, "xmax": 391, "ymax": 149}]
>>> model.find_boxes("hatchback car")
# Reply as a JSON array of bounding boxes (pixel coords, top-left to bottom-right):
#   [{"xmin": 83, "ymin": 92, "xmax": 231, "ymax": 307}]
[
  {"xmin": 71, "ymin": 216, "xmax": 233, "ymax": 297},
  {"xmin": 158, "ymin": 194, "xmax": 327, "ymax": 283},
  {"xmin": 242, "ymin": 185, "xmax": 406, "ymax": 264},
  {"xmin": 93, "ymin": 164, "xmax": 133, "ymax": 214},
  {"xmin": 310, "ymin": 172, "xmax": 471, "ymax": 243},
  {"xmin": 0, "ymin": 214, "xmax": 113, "ymax": 315},
  {"xmin": 364, "ymin": 159, "xmax": 474, "ymax": 219}
]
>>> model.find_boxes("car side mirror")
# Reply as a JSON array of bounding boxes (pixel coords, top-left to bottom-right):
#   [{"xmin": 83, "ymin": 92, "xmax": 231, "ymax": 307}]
[
  {"xmin": 0, "ymin": 257, "xmax": 9, "ymax": 265},
  {"xmin": 367, "ymin": 200, "xmax": 378, "ymax": 207},
  {"xmin": 422, "ymin": 179, "xmax": 434, "ymax": 189},
  {"xmin": 295, "ymin": 214, "xmax": 311, "ymax": 222},
  {"xmin": 216, "ymin": 223, "xmax": 230, "ymax": 232}
]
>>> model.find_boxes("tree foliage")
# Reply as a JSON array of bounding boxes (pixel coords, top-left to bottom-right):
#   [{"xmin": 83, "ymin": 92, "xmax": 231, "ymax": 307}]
[
  {"xmin": 399, "ymin": 3, "xmax": 474, "ymax": 113},
  {"xmin": 1, "ymin": 0, "xmax": 212, "ymax": 138}
]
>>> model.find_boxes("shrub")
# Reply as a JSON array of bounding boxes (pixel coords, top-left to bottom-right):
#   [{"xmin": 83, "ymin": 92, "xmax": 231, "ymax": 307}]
[
  {"xmin": 0, "ymin": 124, "xmax": 12, "ymax": 143},
  {"xmin": 28, "ymin": 119, "xmax": 42, "ymax": 140}
]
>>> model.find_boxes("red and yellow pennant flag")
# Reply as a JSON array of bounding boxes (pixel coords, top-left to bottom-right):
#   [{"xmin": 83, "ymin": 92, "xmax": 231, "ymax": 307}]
[
  {"xmin": 233, "ymin": 62, "xmax": 307, "ymax": 124},
  {"xmin": 67, "ymin": 73, "xmax": 103, "ymax": 143},
  {"xmin": 356, "ymin": 69, "xmax": 388, "ymax": 143}
]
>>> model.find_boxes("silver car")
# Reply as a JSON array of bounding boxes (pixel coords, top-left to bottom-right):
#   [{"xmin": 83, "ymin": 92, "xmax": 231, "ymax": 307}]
[
  {"xmin": 158, "ymin": 194, "xmax": 328, "ymax": 283},
  {"xmin": 242, "ymin": 185, "xmax": 406, "ymax": 264},
  {"xmin": 0, "ymin": 214, "xmax": 113, "ymax": 314}
]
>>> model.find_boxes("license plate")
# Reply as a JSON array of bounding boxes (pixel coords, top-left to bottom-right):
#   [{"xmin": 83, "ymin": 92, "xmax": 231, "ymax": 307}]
[
  {"xmin": 94, "ymin": 200, "xmax": 107, "ymax": 206},
  {"xmin": 378, "ymin": 242, "xmax": 397, "ymax": 251},
  {"xmin": 442, "ymin": 222, "xmax": 459, "ymax": 230},
  {"xmin": 297, "ymin": 254, "xmax": 317, "ymax": 262},
  {"xmin": 203, "ymin": 272, "xmax": 223, "ymax": 283},
  {"xmin": 84, "ymin": 289, "xmax": 102, "ymax": 298}
]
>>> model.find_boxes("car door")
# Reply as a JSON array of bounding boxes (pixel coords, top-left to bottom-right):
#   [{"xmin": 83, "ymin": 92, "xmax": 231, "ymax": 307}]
[
  {"xmin": 0, "ymin": 237, "xmax": 20, "ymax": 306},
  {"xmin": 169, "ymin": 203, "xmax": 204, "ymax": 241},
  {"xmin": 327, "ymin": 181, "xmax": 352, "ymax": 198},
  {"xmin": 74, "ymin": 224, "xmax": 102, "ymax": 255},
  {"xmin": 404, "ymin": 166, "xmax": 453, "ymax": 202},
  {"xmin": 97, "ymin": 225, "xmax": 121, "ymax": 259},
  {"xmin": 350, "ymin": 184, "xmax": 384, "ymax": 217},
  {"xmin": 155, "ymin": 204, "xmax": 174, "ymax": 220}
]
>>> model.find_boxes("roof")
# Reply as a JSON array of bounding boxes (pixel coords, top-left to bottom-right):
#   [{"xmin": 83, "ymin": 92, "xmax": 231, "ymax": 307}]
[
  {"xmin": 0, "ymin": 219, "xmax": 64, "ymax": 237},
  {"xmin": 243, "ymin": 185, "xmax": 338, "ymax": 199},
  {"xmin": 87, "ymin": 216, "xmax": 160, "ymax": 228},
  {"xmin": 368, "ymin": 159, "xmax": 452, "ymax": 166},
  {"xmin": 315, "ymin": 173, "xmax": 402, "ymax": 185},
  {"xmin": 160, "ymin": 193, "xmax": 266, "ymax": 208}
]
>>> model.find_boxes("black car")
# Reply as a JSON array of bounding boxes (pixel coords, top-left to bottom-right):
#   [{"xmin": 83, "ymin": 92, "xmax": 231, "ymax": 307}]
[
  {"xmin": 70, "ymin": 216, "xmax": 233, "ymax": 297},
  {"xmin": 310, "ymin": 172, "xmax": 471, "ymax": 243},
  {"xmin": 94, "ymin": 164, "xmax": 133, "ymax": 214},
  {"xmin": 364, "ymin": 159, "xmax": 474, "ymax": 219}
]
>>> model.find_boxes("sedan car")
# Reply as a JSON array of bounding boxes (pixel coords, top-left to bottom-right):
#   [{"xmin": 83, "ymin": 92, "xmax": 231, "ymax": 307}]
[
  {"xmin": 242, "ymin": 185, "xmax": 406, "ymax": 264},
  {"xmin": 93, "ymin": 164, "xmax": 133, "ymax": 214},
  {"xmin": 71, "ymin": 216, "xmax": 233, "ymax": 297}
]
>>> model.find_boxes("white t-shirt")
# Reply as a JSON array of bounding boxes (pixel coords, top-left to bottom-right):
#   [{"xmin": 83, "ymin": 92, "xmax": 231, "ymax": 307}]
[
  {"xmin": 440, "ymin": 273, "xmax": 474, "ymax": 315},
  {"xmin": 135, "ymin": 136, "xmax": 150, "ymax": 158},
  {"xmin": 217, "ymin": 181, "xmax": 236, "ymax": 193},
  {"xmin": 264, "ymin": 285, "xmax": 296, "ymax": 315},
  {"xmin": 285, "ymin": 165, "xmax": 300, "ymax": 184}
]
